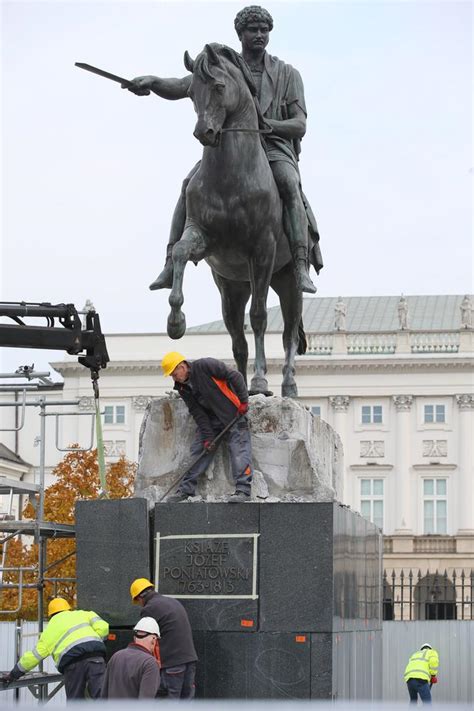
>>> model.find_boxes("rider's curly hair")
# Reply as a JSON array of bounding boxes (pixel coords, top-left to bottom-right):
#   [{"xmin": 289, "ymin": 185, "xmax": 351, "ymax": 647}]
[{"xmin": 234, "ymin": 6, "xmax": 274, "ymax": 37}]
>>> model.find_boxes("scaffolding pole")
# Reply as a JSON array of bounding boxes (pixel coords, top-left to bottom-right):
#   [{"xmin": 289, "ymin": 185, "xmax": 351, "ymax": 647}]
[{"xmin": 0, "ymin": 372, "xmax": 85, "ymax": 703}]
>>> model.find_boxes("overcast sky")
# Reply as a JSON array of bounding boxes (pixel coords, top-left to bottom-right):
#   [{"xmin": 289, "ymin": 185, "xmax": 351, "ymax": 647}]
[{"xmin": 1, "ymin": 0, "xmax": 472, "ymax": 375}]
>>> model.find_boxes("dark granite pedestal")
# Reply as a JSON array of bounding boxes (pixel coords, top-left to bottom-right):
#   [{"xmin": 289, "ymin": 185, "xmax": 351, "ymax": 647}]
[
  {"xmin": 76, "ymin": 498, "xmax": 150, "ymax": 627},
  {"xmin": 76, "ymin": 499, "xmax": 382, "ymax": 700}
]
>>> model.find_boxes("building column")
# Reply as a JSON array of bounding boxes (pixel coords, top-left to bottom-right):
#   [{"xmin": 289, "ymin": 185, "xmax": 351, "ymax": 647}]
[
  {"xmin": 393, "ymin": 395, "xmax": 413, "ymax": 533},
  {"xmin": 329, "ymin": 396, "xmax": 350, "ymax": 502},
  {"xmin": 455, "ymin": 394, "xmax": 474, "ymax": 533}
]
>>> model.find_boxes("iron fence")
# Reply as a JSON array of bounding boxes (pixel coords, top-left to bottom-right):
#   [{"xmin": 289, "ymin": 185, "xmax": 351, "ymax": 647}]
[{"xmin": 383, "ymin": 568, "xmax": 473, "ymax": 621}]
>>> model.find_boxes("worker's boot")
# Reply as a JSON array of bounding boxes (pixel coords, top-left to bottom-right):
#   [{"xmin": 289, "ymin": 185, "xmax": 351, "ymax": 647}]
[
  {"xmin": 149, "ymin": 246, "xmax": 174, "ymax": 290},
  {"xmin": 292, "ymin": 245, "xmax": 317, "ymax": 294},
  {"xmin": 228, "ymin": 491, "xmax": 251, "ymax": 503},
  {"xmin": 167, "ymin": 491, "xmax": 189, "ymax": 503}
]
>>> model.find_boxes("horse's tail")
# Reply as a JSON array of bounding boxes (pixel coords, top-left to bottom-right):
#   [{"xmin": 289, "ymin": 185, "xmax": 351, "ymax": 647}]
[{"xmin": 297, "ymin": 318, "xmax": 307, "ymax": 355}]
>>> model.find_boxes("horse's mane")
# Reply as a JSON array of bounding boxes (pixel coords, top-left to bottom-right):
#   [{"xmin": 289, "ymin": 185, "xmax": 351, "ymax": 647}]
[
  {"xmin": 195, "ymin": 43, "xmax": 258, "ymax": 98},
  {"xmin": 194, "ymin": 44, "xmax": 270, "ymax": 133}
]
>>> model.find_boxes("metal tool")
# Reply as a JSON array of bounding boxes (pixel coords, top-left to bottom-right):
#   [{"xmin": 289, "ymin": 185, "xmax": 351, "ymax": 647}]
[{"xmin": 158, "ymin": 413, "xmax": 241, "ymax": 502}]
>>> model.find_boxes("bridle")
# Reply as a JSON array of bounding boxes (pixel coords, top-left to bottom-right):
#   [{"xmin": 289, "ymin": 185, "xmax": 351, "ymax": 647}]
[
  {"xmin": 220, "ymin": 126, "xmax": 272, "ymax": 134},
  {"xmin": 213, "ymin": 125, "xmax": 272, "ymax": 147}
]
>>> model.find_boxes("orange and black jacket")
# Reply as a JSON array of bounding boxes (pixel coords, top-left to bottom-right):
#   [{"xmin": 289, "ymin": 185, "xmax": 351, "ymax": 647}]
[{"xmin": 173, "ymin": 357, "xmax": 248, "ymax": 440}]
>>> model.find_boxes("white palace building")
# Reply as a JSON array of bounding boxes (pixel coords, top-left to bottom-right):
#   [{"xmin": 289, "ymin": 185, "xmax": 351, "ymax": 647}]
[{"xmin": 1, "ymin": 294, "xmax": 473, "ymax": 618}]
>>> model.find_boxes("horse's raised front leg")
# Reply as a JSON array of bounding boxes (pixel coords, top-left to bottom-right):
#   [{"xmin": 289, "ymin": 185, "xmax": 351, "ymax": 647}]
[
  {"xmin": 248, "ymin": 237, "xmax": 275, "ymax": 395},
  {"xmin": 212, "ymin": 273, "xmax": 251, "ymax": 384},
  {"xmin": 168, "ymin": 224, "xmax": 207, "ymax": 339},
  {"xmin": 270, "ymin": 262, "xmax": 303, "ymax": 398}
]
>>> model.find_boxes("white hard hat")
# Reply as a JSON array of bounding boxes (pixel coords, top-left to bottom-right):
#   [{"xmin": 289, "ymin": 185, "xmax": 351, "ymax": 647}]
[
  {"xmin": 420, "ymin": 642, "xmax": 432, "ymax": 650},
  {"xmin": 133, "ymin": 617, "xmax": 160, "ymax": 637}
]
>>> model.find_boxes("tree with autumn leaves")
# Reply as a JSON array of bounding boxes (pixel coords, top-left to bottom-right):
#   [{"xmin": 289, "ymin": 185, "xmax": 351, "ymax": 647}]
[{"xmin": 1, "ymin": 449, "xmax": 135, "ymax": 619}]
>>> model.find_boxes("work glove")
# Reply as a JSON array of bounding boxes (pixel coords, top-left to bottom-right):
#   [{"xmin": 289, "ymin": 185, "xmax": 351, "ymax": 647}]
[
  {"xmin": 2, "ymin": 665, "xmax": 23, "ymax": 686},
  {"xmin": 430, "ymin": 676, "xmax": 438, "ymax": 684},
  {"xmin": 203, "ymin": 440, "xmax": 215, "ymax": 452},
  {"xmin": 237, "ymin": 402, "xmax": 249, "ymax": 415}
]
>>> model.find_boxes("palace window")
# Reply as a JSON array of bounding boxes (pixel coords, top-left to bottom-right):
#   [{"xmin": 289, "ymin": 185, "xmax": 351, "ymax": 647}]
[
  {"xmin": 360, "ymin": 478, "xmax": 384, "ymax": 529},
  {"xmin": 103, "ymin": 440, "xmax": 127, "ymax": 458},
  {"xmin": 103, "ymin": 405, "xmax": 126, "ymax": 425},
  {"xmin": 423, "ymin": 478, "xmax": 447, "ymax": 534},
  {"xmin": 311, "ymin": 406, "xmax": 321, "ymax": 417},
  {"xmin": 361, "ymin": 405, "xmax": 383, "ymax": 424},
  {"xmin": 424, "ymin": 404, "xmax": 445, "ymax": 424}
]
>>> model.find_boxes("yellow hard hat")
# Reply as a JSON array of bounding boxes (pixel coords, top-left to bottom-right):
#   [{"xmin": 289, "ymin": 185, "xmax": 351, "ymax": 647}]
[
  {"xmin": 161, "ymin": 351, "xmax": 186, "ymax": 377},
  {"xmin": 130, "ymin": 577, "xmax": 154, "ymax": 602},
  {"xmin": 48, "ymin": 598, "xmax": 71, "ymax": 617}
]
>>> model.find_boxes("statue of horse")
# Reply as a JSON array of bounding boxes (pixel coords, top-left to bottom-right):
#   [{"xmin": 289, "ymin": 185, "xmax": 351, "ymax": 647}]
[{"xmin": 167, "ymin": 43, "xmax": 306, "ymax": 397}]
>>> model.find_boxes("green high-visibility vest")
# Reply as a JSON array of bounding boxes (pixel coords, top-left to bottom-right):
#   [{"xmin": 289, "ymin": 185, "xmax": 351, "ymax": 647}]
[
  {"xmin": 18, "ymin": 609, "xmax": 109, "ymax": 672},
  {"xmin": 404, "ymin": 648, "xmax": 439, "ymax": 682}
]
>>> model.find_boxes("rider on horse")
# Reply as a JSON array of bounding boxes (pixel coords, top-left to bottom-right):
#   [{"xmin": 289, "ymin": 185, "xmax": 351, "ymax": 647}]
[{"xmin": 124, "ymin": 5, "xmax": 323, "ymax": 295}]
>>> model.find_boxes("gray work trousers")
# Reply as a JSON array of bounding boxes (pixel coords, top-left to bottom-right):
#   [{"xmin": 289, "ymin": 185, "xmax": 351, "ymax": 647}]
[
  {"xmin": 159, "ymin": 662, "xmax": 196, "ymax": 699},
  {"xmin": 179, "ymin": 417, "xmax": 252, "ymax": 496},
  {"xmin": 63, "ymin": 656, "xmax": 106, "ymax": 699}
]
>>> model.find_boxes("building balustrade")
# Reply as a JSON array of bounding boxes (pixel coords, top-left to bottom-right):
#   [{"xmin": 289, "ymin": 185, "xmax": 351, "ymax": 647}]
[
  {"xmin": 303, "ymin": 329, "xmax": 465, "ymax": 356},
  {"xmin": 305, "ymin": 334, "xmax": 333, "ymax": 355},
  {"xmin": 347, "ymin": 333, "xmax": 397, "ymax": 354},
  {"xmin": 384, "ymin": 536, "xmax": 457, "ymax": 555},
  {"xmin": 410, "ymin": 332, "xmax": 460, "ymax": 353},
  {"xmin": 413, "ymin": 536, "xmax": 457, "ymax": 554}
]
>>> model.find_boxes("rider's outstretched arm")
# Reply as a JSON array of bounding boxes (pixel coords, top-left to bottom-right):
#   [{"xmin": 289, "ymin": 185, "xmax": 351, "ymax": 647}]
[{"xmin": 124, "ymin": 74, "xmax": 192, "ymax": 99}]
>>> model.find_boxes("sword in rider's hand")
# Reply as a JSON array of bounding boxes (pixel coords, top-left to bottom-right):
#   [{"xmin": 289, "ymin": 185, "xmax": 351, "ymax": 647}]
[{"xmin": 74, "ymin": 63, "xmax": 150, "ymax": 95}]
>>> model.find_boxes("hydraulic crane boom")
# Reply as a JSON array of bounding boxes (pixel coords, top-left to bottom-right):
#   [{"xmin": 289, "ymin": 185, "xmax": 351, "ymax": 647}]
[{"xmin": 0, "ymin": 301, "xmax": 109, "ymax": 374}]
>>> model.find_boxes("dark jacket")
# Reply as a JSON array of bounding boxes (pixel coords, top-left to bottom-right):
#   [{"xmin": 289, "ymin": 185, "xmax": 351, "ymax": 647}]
[
  {"xmin": 141, "ymin": 591, "xmax": 197, "ymax": 669},
  {"xmin": 101, "ymin": 644, "xmax": 160, "ymax": 698},
  {"xmin": 174, "ymin": 358, "xmax": 248, "ymax": 440}
]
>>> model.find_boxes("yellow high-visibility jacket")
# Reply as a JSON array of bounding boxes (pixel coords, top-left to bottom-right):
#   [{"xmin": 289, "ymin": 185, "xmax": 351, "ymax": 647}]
[
  {"xmin": 404, "ymin": 648, "xmax": 439, "ymax": 683},
  {"xmin": 18, "ymin": 609, "xmax": 109, "ymax": 674}
]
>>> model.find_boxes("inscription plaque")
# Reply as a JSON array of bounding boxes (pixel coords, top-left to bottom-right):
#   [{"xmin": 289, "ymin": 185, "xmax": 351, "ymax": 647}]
[{"xmin": 155, "ymin": 533, "xmax": 259, "ymax": 599}]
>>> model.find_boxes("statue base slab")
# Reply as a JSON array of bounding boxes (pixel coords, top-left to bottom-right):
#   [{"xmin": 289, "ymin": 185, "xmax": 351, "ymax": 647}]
[{"xmin": 76, "ymin": 499, "xmax": 382, "ymax": 699}]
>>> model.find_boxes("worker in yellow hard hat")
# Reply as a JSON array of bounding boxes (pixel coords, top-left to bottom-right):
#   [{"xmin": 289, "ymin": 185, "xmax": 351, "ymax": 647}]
[
  {"xmin": 161, "ymin": 351, "xmax": 187, "ymax": 377},
  {"xmin": 4, "ymin": 598, "xmax": 109, "ymax": 699},
  {"xmin": 130, "ymin": 577, "xmax": 197, "ymax": 699},
  {"xmin": 161, "ymin": 352, "xmax": 253, "ymax": 503}
]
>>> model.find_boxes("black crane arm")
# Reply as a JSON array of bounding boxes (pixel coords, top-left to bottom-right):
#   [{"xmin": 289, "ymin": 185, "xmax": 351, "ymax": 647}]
[{"xmin": 0, "ymin": 302, "xmax": 109, "ymax": 374}]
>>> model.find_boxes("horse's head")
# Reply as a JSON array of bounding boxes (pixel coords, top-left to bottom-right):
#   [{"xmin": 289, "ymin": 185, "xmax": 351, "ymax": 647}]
[{"xmin": 184, "ymin": 43, "xmax": 255, "ymax": 147}]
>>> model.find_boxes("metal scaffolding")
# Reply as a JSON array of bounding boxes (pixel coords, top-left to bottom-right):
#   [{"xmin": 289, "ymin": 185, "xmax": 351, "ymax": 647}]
[{"xmin": 0, "ymin": 368, "xmax": 95, "ymax": 702}]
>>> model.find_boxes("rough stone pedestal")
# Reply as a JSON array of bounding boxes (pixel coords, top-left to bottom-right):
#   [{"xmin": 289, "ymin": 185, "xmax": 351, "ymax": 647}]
[{"xmin": 135, "ymin": 395, "xmax": 342, "ymax": 504}]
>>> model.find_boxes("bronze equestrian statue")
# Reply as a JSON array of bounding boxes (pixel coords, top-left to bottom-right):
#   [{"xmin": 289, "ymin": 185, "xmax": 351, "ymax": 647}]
[{"xmin": 124, "ymin": 6, "xmax": 323, "ymax": 397}]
